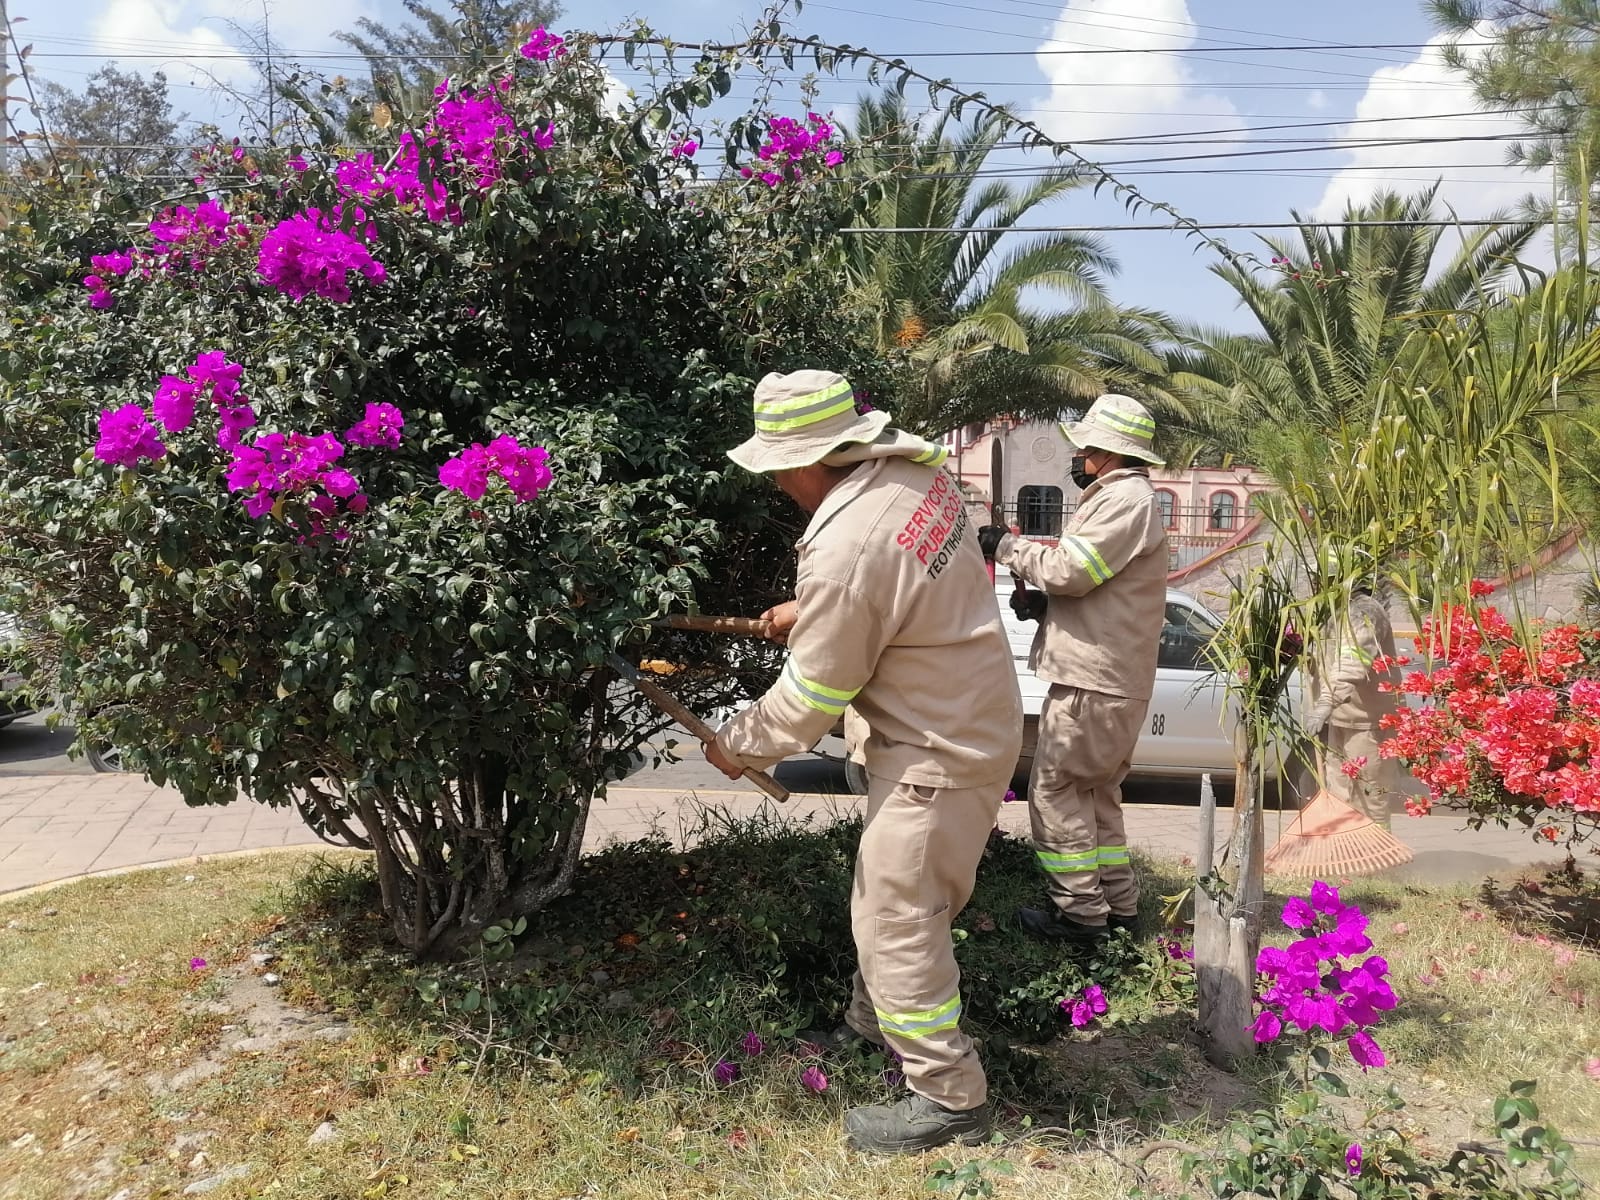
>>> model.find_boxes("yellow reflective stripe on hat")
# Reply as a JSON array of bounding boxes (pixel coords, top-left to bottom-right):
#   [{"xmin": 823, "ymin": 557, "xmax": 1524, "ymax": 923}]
[
  {"xmin": 874, "ymin": 993, "xmax": 961, "ymax": 1039},
  {"xmin": 1063, "ymin": 535, "xmax": 1114, "ymax": 585},
  {"xmin": 1097, "ymin": 406, "xmax": 1156, "ymax": 437},
  {"xmin": 1037, "ymin": 847, "xmax": 1098, "ymax": 874},
  {"xmin": 781, "ymin": 658, "xmax": 860, "ymax": 715},
  {"xmin": 752, "ymin": 379, "xmax": 856, "ymax": 432},
  {"xmin": 910, "ymin": 443, "xmax": 948, "ymax": 466}
]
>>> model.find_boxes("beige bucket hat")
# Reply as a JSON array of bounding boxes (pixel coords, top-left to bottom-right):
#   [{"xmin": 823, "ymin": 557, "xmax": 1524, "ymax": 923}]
[
  {"xmin": 726, "ymin": 369, "xmax": 892, "ymax": 473},
  {"xmin": 1059, "ymin": 393, "xmax": 1165, "ymax": 466}
]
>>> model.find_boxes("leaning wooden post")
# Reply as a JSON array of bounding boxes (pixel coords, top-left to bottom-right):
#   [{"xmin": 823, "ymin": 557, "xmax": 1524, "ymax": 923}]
[{"xmin": 1195, "ymin": 741, "xmax": 1266, "ymax": 1068}]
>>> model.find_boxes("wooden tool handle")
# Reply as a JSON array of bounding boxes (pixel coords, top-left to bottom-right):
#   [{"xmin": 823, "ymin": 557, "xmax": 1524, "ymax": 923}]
[
  {"xmin": 606, "ymin": 654, "xmax": 790, "ymax": 802},
  {"xmin": 658, "ymin": 614, "xmax": 775, "ymax": 640}
]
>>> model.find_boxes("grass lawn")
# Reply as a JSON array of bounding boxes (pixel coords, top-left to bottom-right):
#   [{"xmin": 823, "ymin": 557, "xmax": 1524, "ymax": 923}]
[{"xmin": 2, "ymin": 810, "xmax": 1598, "ymax": 1199}]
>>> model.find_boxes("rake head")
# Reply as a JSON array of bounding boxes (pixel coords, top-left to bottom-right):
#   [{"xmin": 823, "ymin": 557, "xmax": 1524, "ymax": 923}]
[{"xmin": 1264, "ymin": 789, "xmax": 1414, "ymax": 878}]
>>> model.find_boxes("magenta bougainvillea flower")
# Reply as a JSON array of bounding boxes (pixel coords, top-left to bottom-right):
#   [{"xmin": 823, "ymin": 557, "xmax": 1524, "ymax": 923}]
[
  {"xmin": 257, "ymin": 208, "xmax": 386, "ymax": 303},
  {"xmin": 439, "ymin": 436, "xmax": 553, "ymax": 503},
  {"xmin": 1252, "ymin": 882, "xmax": 1395, "ymax": 1071},
  {"xmin": 346, "ymin": 402, "xmax": 405, "ymax": 450},
  {"xmin": 520, "ymin": 27, "xmax": 567, "ymax": 62},
  {"xmin": 799, "ymin": 1065, "xmax": 828, "ymax": 1093},
  {"xmin": 93, "ymin": 404, "xmax": 167, "ymax": 468}
]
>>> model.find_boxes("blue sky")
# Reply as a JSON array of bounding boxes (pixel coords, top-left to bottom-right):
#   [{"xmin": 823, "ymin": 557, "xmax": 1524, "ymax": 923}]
[{"xmin": 7, "ymin": 0, "xmax": 1551, "ymax": 330}]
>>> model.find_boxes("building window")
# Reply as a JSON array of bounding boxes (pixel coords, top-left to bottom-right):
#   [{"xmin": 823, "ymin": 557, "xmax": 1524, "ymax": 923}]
[
  {"xmin": 1155, "ymin": 489, "xmax": 1176, "ymax": 530},
  {"xmin": 1209, "ymin": 491, "xmax": 1237, "ymax": 531},
  {"xmin": 1017, "ymin": 484, "xmax": 1064, "ymax": 537}
]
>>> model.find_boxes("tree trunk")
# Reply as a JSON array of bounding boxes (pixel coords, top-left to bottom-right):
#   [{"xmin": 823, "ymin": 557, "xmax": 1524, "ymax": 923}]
[{"xmin": 1195, "ymin": 746, "xmax": 1267, "ymax": 1068}]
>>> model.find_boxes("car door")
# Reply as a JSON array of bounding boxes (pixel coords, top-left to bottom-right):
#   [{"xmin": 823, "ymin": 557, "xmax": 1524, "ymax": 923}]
[{"xmin": 1136, "ymin": 597, "xmax": 1235, "ymax": 774}]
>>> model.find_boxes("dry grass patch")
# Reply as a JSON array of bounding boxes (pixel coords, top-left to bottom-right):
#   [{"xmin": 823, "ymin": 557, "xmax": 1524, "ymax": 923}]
[{"xmin": 2, "ymin": 831, "xmax": 1598, "ymax": 1199}]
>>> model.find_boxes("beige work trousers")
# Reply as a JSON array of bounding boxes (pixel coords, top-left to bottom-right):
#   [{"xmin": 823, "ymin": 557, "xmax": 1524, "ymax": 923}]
[
  {"xmin": 1321, "ymin": 723, "xmax": 1398, "ymax": 830},
  {"xmin": 1029, "ymin": 684, "xmax": 1146, "ymax": 923},
  {"xmin": 841, "ymin": 774, "xmax": 1004, "ymax": 1112}
]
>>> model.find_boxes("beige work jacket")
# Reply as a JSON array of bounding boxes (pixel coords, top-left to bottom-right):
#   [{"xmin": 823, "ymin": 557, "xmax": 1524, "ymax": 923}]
[
  {"xmin": 716, "ymin": 459, "xmax": 1023, "ymax": 788},
  {"xmin": 994, "ymin": 468, "xmax": 1169, "ymax": 701}
]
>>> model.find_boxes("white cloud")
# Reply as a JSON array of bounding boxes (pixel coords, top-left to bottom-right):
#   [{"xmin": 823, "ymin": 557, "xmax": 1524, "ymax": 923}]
[
  {"xmin": 91, "ymin": 0, "xmax": 253, "ymax": 90},
  {"xmin": 1306, "ymin": 89, "xmax": 1329, "ymax": 112},
  {"xmin": 1312, "ymin": 31, "xmax": 1551, "ymax": 220},
  {"xmin": 89, "ymin": 0, "xmax": 379, "ymax": 87},
  {"xmin": 85, "ymin": 0, "xmax": 380, "ymax": 126},
  {"xmin": 1028, "ymin": 0, "xmax": 1239, "ymax": 144}
]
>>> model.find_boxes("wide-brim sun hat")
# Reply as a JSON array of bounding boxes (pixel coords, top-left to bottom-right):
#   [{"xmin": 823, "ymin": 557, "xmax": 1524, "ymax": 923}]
[
  {"xmin": 727, "ymin": 369, "xmax": 892, "ymax": 473},
  {"xmin": 1059, "ymin": 393, "xmax": 1165, "ymax": 466}
]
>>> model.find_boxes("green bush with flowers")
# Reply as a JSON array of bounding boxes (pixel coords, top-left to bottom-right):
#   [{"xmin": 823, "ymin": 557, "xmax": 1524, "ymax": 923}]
[{"xmin": 0, "ymin": 20, "xmax": 898, "ymax": 954}]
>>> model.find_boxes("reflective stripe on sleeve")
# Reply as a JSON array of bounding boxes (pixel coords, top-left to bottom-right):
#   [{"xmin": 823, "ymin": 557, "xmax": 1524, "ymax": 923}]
[
  {"xmin": 1063, "ymin": 535, "xmax": 1114, "ymax": 585},
  {"xmin": 875, "ymin": 993, "xmax": 962, "ymax": 1039},
  {"xmin": 781, "ymin": 658, "xmax": 861, "ymax": 716}
]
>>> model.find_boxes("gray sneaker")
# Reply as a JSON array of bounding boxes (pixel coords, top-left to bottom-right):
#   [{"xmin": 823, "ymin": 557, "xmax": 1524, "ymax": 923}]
[{"xmin": 844, "ymin": 1093, "xmax": 993, "ymax": 1154}]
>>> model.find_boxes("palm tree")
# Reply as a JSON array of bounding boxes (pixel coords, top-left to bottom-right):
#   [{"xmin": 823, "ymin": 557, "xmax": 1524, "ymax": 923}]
[
  {"xmin": 336, "ymin": 0, "xmax": 563, "ymax": 117},
  {"xmin": 843, "ymin": 91, "xmax": 1175, "ymax": 435},
  {"xmin": 1162, "ymin": 186, "xmax": 1538, "ymax": 461}
]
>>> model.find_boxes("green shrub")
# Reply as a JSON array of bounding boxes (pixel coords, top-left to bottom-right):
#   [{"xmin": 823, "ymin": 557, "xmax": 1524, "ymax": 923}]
[{"xmin": 0, "ymin": 21, "xmax": 898, "ymax": 955}]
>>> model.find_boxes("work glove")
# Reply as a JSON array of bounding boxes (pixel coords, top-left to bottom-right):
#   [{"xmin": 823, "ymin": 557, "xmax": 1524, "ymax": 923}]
[
  {"xmin": 977, "ymin": 525, "xmax": 1008, "ymax": 560},
  {"xmin": 1303, "ymin": 700, "xmax": 1333, "ymax": 745},
  {"xmin": 1011, "ymin": 587, "xmax": 1047, "ymax": 623}
]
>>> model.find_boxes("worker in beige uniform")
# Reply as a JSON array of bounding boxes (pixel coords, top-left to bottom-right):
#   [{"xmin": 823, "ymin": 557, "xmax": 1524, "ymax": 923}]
[
  {"xmin": 705, "ymin": 369, "xmax": 1023, "ymax": 1154},
  {"xmin": 977, "ymin": 395, "xmax": 1168, "ymax": 944},
  {"xmin": 1305, "ymin": 566, "xmax": 1403, "ymax": 829}
]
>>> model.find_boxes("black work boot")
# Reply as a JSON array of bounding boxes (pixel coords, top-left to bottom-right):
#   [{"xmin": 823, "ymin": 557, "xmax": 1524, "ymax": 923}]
[
  {"xmin": 1018, "ymin": 906, "xmax": 1110, "ymax": 944},
  {"xmin": 1106, "ymin": 911, "xmax": 1140, "ymax": 935},
  {"xmin": 845, "ymin": 1092, "xmax": 992, "ymax": 1154},
  {"xmin": 797, "ymin": 1023, "xmax": 883, "ymax": 1055}
]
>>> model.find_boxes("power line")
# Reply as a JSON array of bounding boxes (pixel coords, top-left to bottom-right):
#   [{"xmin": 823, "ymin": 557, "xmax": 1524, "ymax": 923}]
[
  {"xmin": 839, "ymin": 218, "xmax": 1538, "ymax": 234},
  {"xmin": 17, "ymin": 41, "xmax": 1482, "ymax": 74}
]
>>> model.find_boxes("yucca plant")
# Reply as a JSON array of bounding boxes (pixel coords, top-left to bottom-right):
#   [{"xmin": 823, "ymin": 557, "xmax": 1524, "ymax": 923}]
[{"xmin": 1197, "ymin": 190, "xmax": 1600, "ymax": 1058}]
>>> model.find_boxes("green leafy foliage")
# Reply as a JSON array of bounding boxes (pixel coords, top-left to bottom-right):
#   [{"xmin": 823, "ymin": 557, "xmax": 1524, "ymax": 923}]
[
  {"xmin": 280, "ymin": 820, "xmax": 1195, "ymax": 1106},
  {"xmin": 0, "ymin": 25, "xmax": 888, "ymax": 954},
  {"xmin": 1182, "ymin": 1079, "xmax": 1581, "ymax": 1199}
]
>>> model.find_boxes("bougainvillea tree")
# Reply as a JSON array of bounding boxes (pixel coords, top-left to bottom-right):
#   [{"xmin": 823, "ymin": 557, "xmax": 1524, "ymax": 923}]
[
  {"xmin": 1382, "ymin": 585, "xmax": 1600, "ymax": 847},
  {"xmin": 0, "ymin": 19, "xmax": 888, "ymax": 953}
]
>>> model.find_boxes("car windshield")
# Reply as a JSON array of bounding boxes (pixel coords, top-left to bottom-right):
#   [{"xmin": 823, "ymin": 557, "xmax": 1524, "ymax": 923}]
[{"xmin": 1158, "ymin": 602, "xmax": 1223, "ymax": 673}]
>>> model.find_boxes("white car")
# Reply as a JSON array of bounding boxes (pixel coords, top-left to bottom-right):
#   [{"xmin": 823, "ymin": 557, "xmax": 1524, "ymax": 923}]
[
  {"xmin": 839, "ymin": 585, "xmax": 1306, "ymax": 795},
  {"xmin": 0, "ymin": 612, "xmax": 36, "ymax": 730}
]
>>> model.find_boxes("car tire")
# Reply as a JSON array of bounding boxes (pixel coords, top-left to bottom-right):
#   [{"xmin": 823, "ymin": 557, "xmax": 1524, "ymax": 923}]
[
  {"xmin": 843, "ymin": 757, "xmax": 869, "ymax": 797},
  {"xmin": 86, "ymin": 738, "xmax": 133, "ymax": 773}
]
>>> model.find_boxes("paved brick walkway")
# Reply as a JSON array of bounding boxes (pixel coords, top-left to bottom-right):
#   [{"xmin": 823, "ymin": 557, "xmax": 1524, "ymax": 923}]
[{"xmin": 0, "ymin": 771, "xmax": 1576, "ymax": 897}]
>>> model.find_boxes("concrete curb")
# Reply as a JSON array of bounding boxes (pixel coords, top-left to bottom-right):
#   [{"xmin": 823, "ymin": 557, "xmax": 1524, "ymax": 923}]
[{"xmin": 0, "ymin": 843, "xmax": 368, "ymax": 905}]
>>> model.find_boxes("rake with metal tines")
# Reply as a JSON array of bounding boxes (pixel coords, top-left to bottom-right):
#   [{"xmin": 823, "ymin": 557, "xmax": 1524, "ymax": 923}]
[{"xmin": 1263, "ymin": 788, "xmax": 1413, "ymax": 878}]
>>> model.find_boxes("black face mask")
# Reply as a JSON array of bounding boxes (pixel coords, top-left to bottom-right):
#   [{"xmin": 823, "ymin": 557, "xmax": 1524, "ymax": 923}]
[{"xmin": 1069, "ymin": 454, "xmax": 1096, "ymax": 491}]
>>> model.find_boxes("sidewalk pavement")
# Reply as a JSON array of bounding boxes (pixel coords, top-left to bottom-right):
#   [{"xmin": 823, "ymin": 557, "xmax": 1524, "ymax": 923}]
[{"xmin": 0, "ymin": 771, "xmax": 1578, "ymax": 897}]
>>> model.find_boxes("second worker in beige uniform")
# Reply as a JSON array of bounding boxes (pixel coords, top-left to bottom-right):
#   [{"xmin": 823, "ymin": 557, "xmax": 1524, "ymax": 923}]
[
  {"xmin": 1304, "ymin": 564, "xmax": 1404, "ymax": 830},
  {"xmin": 706, "ymin": 369, "xmax": 1023, "ymax": 1155},
  {"xmin": 979, "ymin": 395, "xmax": 1169, "ymax": 944}
]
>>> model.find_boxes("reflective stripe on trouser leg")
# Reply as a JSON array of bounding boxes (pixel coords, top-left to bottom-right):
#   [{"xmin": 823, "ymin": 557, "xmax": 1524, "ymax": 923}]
[
  {"xmin": 851, "ymin": 774, "xmax": 1004, "ymax": 1111},
  {"xmin": 1030, "ymin": 684, "xmax": 1146, "ymax": 922}
]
